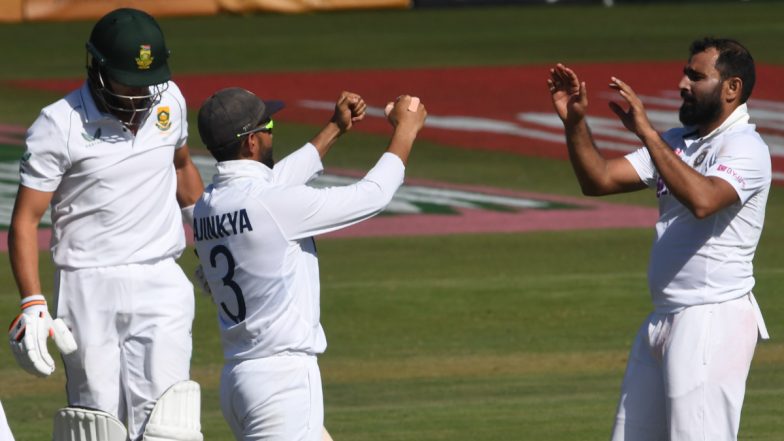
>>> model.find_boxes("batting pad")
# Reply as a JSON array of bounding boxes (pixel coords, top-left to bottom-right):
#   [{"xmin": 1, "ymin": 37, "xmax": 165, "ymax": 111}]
[
  {"xmin": 53, "ymin": 407, "xmax": 127, "ymax": 441},
  {"xmin": 142, "ymin": 380, "xmax": 203, "ymax": 441}
]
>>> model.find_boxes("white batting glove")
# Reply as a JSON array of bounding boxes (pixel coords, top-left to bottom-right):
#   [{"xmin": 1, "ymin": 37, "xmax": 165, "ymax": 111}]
[{"xmin": 8, "ymin": 295, "xmax": 77, "ymax": 377}]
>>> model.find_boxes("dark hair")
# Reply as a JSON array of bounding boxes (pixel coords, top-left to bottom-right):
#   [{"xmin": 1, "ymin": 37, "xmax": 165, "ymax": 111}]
[
  {"xmin": 209, "ymin": 138, "xmax": 244, "ymax": 162},
  {"xmin": 689, "ymin": 37, "xmax": 755, "ymax": 103}
]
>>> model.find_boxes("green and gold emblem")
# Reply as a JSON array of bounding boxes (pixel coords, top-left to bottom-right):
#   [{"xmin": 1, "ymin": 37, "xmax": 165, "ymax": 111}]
[
  {"xmin": 156, "ymin": 106, "xmax": 171, "ymax": 131},
  {"xmin": 135, "ymin": 45, "xmax": 153, "ymax": 70}
]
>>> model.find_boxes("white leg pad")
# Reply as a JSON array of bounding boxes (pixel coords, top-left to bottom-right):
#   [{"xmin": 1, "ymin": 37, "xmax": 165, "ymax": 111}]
[
  {"xmin": 53, "ymin": 407, "xmax": 128, "ymax": 441},
  {"xmin": 322, "ymin": 427, "xmax": 334, "ymax": 441},
  {"xmin": 142, "ymin": 380, "xmax": 203, "ymax": 441}
]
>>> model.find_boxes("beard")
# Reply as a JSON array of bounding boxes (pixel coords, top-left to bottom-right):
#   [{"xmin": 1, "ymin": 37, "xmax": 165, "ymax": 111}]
[
  {"xmin": 679, "ymin": 85, "xmax": 723, "ymax": 127},
  {"xmin": 261, "ymin": 148, "xmax": 275, "ymax": 168}
]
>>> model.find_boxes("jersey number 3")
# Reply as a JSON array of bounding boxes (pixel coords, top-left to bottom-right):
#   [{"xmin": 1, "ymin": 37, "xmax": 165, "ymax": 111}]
[{"xmin": 209, "ymin": 245, "xmax": 247, "ymax": 324}]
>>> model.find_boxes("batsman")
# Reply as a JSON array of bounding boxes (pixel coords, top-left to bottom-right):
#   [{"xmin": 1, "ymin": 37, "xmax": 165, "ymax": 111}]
[{"xmin": 7, "ymin": 8, "xmax": 204, "ymax": 441}]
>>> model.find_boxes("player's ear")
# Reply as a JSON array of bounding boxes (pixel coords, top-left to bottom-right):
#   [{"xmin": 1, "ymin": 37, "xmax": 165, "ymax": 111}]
[
  {"xmin": 237, "ymin": 135, "xmax": 255, "ymax": 160},
  {"xmin": 724, "ymin": 77, "xmax": 742, "ymax": 103}
]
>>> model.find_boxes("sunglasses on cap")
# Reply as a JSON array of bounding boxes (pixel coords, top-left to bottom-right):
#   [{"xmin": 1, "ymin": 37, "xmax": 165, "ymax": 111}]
[{"xmin": 236, "ymin": 119, "xmax": 274, "ymax": 138}]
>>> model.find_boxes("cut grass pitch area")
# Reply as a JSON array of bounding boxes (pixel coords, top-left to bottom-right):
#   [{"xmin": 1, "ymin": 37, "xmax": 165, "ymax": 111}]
[{"xmin": 1, "ymin": 2, "xmax": 783, "ymax": 440}]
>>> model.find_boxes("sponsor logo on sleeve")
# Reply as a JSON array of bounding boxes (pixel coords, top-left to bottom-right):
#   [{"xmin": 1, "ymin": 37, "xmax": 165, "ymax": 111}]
[
  {"xmin": 18, "ymin": 152, "xmax": 31, "ymax": 174},
  {"xmin": 717, "ymin": 164, "xmax": 746, "ymax": 187}
]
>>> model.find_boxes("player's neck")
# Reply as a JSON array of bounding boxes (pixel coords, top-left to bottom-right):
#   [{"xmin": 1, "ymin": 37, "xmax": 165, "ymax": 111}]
[{"xmin": 696, "ymin": 104, "xmax": 737, "ymax": 137}]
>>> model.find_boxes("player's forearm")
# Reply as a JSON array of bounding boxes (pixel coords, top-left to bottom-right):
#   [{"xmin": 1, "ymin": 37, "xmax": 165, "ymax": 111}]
[
  {"xmin": 285, "ymin": 153, "xmax": 404, "ymax": 240},
  {"xmin": 642, "ymin": 132, "xmax": 728, "ymax": 218},
  {"xmin": 309, "ymin": 122, "xmax": 343, "ymax": 159},
  {"xmin": 385, "ymin": 125, "xmax": 418, "ymax": 166},
  {"xmin": 8, "ymin": 221, "xmax": 43, "ymax": 298},
  {"xmin": 174, "ymin": 146, "xmax": 204, "ymax": 207},
  {"xmin": 176, "ymin": 162, "xmax": 204, "ymax": 207},
  {"xmin": 564, "ymin": 120, "xmax": 614, "ymax": 195}
]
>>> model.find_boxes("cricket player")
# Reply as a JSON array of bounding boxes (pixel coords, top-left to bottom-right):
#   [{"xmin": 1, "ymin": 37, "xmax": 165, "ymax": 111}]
[
  {"xmin": 7, "ymin": 8, "xmax": 204, "ymax": 441},
  {"xmin": 548, "ymin": 38, "xmax": 770, "ymax": 440},
  {"xmin": 193, "ymin": 87, "xmax": 426, "ymax": 441}
]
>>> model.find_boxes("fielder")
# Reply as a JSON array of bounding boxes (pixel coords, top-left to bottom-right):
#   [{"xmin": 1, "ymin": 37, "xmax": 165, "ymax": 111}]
[
  {"xmin": 7, "ymin": 8, "xmax": 204, "ymax": 441},
  {"xmin": 193, "ymin": 87, "xmax": 426, "ymax": 441},
  {"xmin": 548, "ymin": 38, "xmax": 769, "ymax": 440}
]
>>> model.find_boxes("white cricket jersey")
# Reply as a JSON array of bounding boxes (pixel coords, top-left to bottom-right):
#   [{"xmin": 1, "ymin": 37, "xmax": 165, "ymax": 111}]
[
  {"xmin": 193, "ymin": 145, "xmax": 405, "ymax": 360},
  {"xmin": 19, "ymin": 81, "xmax": 189, "ymax": 269},
  {"xmin": 625, "ymin": 104, "xmax": 771, "ymax": 311}
]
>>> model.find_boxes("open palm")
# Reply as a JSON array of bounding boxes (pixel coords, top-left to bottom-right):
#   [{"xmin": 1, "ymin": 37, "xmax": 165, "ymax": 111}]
[{"xmin": 548, "ymin": 63, "xmax": 588, "ymax": 125}]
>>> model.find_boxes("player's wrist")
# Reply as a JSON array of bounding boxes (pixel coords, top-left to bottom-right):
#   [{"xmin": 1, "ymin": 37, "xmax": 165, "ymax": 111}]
[
  {"xmin": 637, "ymin": 126, "xmax": 659, "ymax": 144},
  {"xmin": 326, "ymin": 119, "xmax": 347, "ymax": 135},
  {"xmin": 391, "ymin": 125, "xmax": 418, "ymax": 143},
  {"xmin": 564, "ymin": 114, "xmax": 586, "ymax": 129},
  {"xmin": 20, "ymin": 294, "xmax": 47, "ymax": 311}
]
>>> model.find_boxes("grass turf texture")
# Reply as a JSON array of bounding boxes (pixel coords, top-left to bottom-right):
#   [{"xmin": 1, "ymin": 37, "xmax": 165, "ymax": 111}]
[
  {"xmin": 1, "ymin": 2, "xmax": 784, "ymax": 440},
  {"xmin": 1, "ymin": 225, "xmax": 783, "ymax": 439}
]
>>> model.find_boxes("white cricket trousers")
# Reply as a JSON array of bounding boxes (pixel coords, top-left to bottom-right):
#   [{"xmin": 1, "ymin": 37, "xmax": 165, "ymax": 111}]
[
  {"xmin": 610, "ymin": 294, "xmax": 761, "ymax": 441},
  {"xmin": 54, "ymin": 258, "xmax": 194, "ymax": 441},
  {"xmin": 221, "ymin": 354, "xmax": 323, "ymax": 441},
  {"xmin": 0, "ymin": 400, "xmax": 14, "ymax": 441}
]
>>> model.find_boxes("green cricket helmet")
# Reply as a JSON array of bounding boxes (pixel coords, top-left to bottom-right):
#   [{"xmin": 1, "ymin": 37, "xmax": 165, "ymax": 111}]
[{"xmin": 85, "ymin": 8, "xmax": 171, "ymax": 126}]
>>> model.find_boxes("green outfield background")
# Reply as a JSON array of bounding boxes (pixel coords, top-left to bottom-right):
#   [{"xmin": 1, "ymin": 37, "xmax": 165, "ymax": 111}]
[{"xmin": 1, "ymin": 2, "xmax": 783, "ymax": 440}]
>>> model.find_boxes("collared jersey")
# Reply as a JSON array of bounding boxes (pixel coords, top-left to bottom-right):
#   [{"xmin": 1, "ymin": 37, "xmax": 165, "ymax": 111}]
[
  {"xmin": 193, "ymin": 145, "xmax": 405, "ymax": 361},
  {"xmin": 625, "ymin": 104, "xmax": 771, "ymax": 311},
  {"xmin": 19, "ymin": 81, "xmax": 189, "ymax": 269}
]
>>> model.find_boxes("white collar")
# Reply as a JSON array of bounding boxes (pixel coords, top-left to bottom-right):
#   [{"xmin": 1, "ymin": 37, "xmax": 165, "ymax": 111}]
[
  {"xmin": 214, "ymin": 160, "xmax": 273, "ymax": 185},
  {"xmin": 688, "ymin": 103, "xmax": 750, "ymax": 141},
  {"xmin": 78, "ymin": 81, "xmax": 115, "ymax": 124}
]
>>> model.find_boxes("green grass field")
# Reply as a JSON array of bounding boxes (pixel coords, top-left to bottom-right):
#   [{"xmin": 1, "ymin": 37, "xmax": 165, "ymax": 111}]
[{"xmin": 1, "ymin": 2, "xmax": 783, "ymax": 440}]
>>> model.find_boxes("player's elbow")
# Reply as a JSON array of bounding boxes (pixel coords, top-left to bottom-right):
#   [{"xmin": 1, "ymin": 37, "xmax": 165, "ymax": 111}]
[
  {"xmin": 691, "ymin": 204, "xmax": 718, "ymax": 220},
  {"xmin": 579, "ymin": 181, "xmax": 614, "ymax": 197},
  {"xmin": 688, "ymin": 192, "xmax": 731, "ymax": 220},
  {"xmin": 373, "ymin": 187, "xmax": 397, "ymax": 212},
  {"xmin": 573, "ymin": 171, "xmax": 616, "ymax": 196},
  {"xmin": 688, "ymin": 197, "xmax": 724, "ymax": 219},
  {"xmin": 580, "ymin": 185, "xmax": 603, "ymax": 197},
  {"xmin": 363, "ymin": 180, "xmax": 397, "ymax": 212}
]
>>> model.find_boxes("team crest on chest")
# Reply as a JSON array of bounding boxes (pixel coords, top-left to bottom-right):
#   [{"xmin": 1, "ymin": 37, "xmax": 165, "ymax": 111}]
[
  {"xmin": 156, "ymin": 106, "xmax": 171, "ymax": 131},
  {"xmin": 693, "ymin": 150, "xmax": 708, "ymax": 168},
  {"xmin": 135, "ymin": 45, "xmax": 153, "ymax": 70}
]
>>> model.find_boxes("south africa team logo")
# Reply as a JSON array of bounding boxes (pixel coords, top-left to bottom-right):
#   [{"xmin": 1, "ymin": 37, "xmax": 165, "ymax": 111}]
[
  {"xmin": 156, "ymin": 106, "xmax": 171, "ymax": 131},
  {"xmin": 136, "ymin": 45, "xmax": 153, "ymax": 70}
]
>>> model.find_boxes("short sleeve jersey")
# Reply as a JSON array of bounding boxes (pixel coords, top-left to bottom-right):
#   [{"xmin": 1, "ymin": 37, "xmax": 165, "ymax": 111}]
[
  {"xmin": 625, "ymin": 104, "xmax": 771, "ymax": 311},
  {"xmin": 19, "ymin": 81, "xmax": 189, "ymax": 269},
  {"xmin": 193, "ymin": 146, "xmax": 405, "ymax": 361}
]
